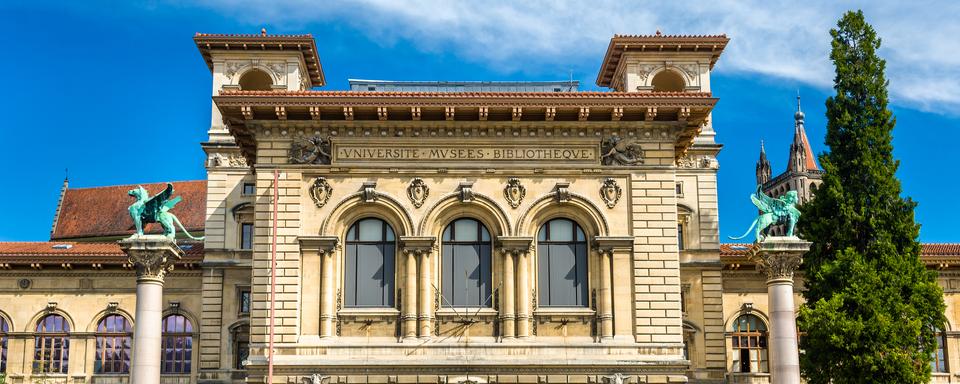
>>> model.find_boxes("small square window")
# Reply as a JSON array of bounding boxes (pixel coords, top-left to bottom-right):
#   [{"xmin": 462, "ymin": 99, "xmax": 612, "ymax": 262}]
[
  {"xmin": 239, "ymin": 289, "xmax": 251, "ymax": 314},
  {"xmin": 367, "ymin": 86, "xmax": 376, "ymax": 91},
  {"xmin": 242, "ymin": 183, "xmax": 255, "ymax": 195},
  {"xmin": 240, "ymin": 223, "xmax": 254, "ymax": 250}
]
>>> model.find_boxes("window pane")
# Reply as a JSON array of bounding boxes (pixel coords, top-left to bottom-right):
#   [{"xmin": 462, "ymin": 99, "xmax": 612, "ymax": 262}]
[
  {"xmin": 358, "ymin": 219, "xmax": 383, "ymax": 241},
  {"xmin": 454, "ymin": 219, "xmax": 479, "ymax": 242},
  {"xmin": 548, "ymin": 219, "xmax": 574, "ymax": 241},
  {"xmin": 241, "ymin": 223, "xmax": 254, "ymax": 250}
]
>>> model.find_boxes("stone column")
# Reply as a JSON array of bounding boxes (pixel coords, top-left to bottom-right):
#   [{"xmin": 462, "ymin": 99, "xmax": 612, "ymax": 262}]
[
  {"xmin": 120, "ymin": 235, "xmax": 183, "ymax": 384},
  {"xmin": 516, "ymin": 250, "xmax": 531, "ymax": 339},
  {"xmin": 749, "ymin": 237, "xmax": 810, "ymax": 384},
  {"xmin": 402, "ymin": 249, "xmax": 419, "ymax": 340},
  {"xmin": 500, "ymin": 249, "xmax": 516, "ymax": 339},
  {"xmin": 300, "ymin": 236, "xmax": 340, "ymax": 339},
  {"xmin": 418, "ymin": 249, "xmax": 433, "ymax": 338},
  {"xmin": 598, "ymin": 248, "xmax": 614, "ymax": 340},
  {"xmin": 400, "ymin": 237, "xmax": 436, "ymax": 339}
]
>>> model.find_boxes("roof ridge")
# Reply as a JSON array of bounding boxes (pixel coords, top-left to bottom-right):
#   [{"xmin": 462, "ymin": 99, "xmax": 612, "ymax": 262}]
[{"xmin": 65, "ymin": 179, "xmax": 205, "ymax": 191}]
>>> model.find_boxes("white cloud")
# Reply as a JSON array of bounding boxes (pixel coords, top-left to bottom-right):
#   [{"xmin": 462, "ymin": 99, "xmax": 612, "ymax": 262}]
[{"xmin": 190, "ymin": 0, "xmax": 960, "ymax": 112}]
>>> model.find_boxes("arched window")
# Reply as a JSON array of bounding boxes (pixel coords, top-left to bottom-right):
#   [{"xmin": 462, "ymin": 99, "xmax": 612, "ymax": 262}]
[
  {"xmin": 95, "ymin": 315, "xmax": 132, "ymax": 374},
  {"xmin": 932, "ymin": 327, "xmax": 948, "ymax": 373},
  {"xmin": 34, "ymin": 314, "xmax": 69, "ymax": 373},
  {"xmin": 537, "ymin": 218, "xmax": 588, "ymax": 307},
  {"xmin": 651, "ymin": 70, "xmax": 685, "ymax": 92},
  {"xmin": 238, "ymin": 69, "xmax": 273, "ymax": 91},
  {"xmin": 441, "ymin": 218, "xmax": 492, "ymax": 307},
  {"xmin": 731, "ymin": 314, "xmax": 768, "ymax": 373},
  {"xmin": 161, "ymin": 315, "xmax": 193, "ymax": 374},
  {"xmin": 0, "ymin": 316, "xmax": 7, "ymax": 373},
  {"xmin": 344, "ymin": 218, "xmax": 396, "ymax": 307},
  {"xmin": 232, "ymin": 324, "xmax": 249, "ymax": 370}
]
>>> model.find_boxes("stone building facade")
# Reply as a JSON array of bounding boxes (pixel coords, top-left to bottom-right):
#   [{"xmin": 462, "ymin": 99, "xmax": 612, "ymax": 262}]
[{"xmin": 0, "ymin": 31, "xmax": 957, "ymax": 384}]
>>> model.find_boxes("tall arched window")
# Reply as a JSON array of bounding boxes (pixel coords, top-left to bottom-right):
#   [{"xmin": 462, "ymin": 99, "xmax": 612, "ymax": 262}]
[
  {"xmin": 537, "ymin": 218, "xmax": 588, "ymax": 307},
  {"xmin": 731, "ymin": 314, "xmax": 768, "ymax": 373},
  {"xmin": 95, "ymin": 315, "xmax": 132, "ymax": 374},
  {"xmin": 232, "ymin": 324, "xmax": 249, "ymax": 370},
  {"xmin": 34, "ymin": 314, "xmax": 69, "ymax": 373},
  {"xmin": 441, "ymin": 218, "xmax": 492, "ymax": 307},
  {"xmin": 344, "ymin": 218, "xmax": 396, "ymax": 307},
  {"xmin": 0, "ymin": 316, "xmax": 8, "ymax": 373},
  {"xmin": 932, "ymin": 327, "xmax": 948, "ymax": 373},
  {"xmin": 161, "ymin": 315, "xmax": 193, "ymax": 374}
]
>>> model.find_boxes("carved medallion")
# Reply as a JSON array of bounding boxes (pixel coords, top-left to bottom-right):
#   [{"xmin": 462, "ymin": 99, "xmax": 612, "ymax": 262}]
[
  {"xmin": 503, "ymin": 178, "xmax": 526, "ymax": 209},
  {"xmin": 406, "ymin": 178, "xmax": 429, "ymax": 208},
  {"xmin": 310, "ymin": 177, "xmax": 333, "ymax": 208},
  {"xmin": 600, "ymin": 178, "xmax": 622, "ymax": 209},
  {"xmin": 289, "ymin": 135, "xmax": 332, "ymax": 165},
  {"xmin": 600, "ymin": 136, "xmax": 644, "ymax": 166}
]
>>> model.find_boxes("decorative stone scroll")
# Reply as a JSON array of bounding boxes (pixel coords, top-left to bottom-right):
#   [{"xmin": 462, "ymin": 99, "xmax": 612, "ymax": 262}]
[
  {"xmin": 752, "ymin": 252, "xmax": 803, "ymax": 281},
  {"xmin": 503, "ymin": 178, "xmax": 526, "ymax": 209},
  {"xmin": 310, "ymin": 177, "xmax": 333, "ymax": 208},
  {"xmin": 600, "ymin": 178, "xmax": 622, "ymax": 208},
  {"xmin": 677, "ymin": 154, "xmax": 719, "ymax": 169},
  {"xmin": 600, "ymin": 136, "xmax": 644, "ymax": 166},
  {"xmin": 459, "ymin": 181, "xmax": 475, "ymax": 203},
  {"xmin": 407, "ymin": 178, "xmax": 429, "ymax": 208},
  {"xmin": 208, "ymin": 152, "xmax": 248, "ymax": 168},
  {"xmin": 289, "ymin": 135, "xmax": 332, "ymax": 165}
]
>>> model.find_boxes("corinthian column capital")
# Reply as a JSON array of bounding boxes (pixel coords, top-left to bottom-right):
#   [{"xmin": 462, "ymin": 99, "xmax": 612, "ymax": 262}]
[
  {"xmin": 119, "ymin": 235, "xmax": 184, "ymax": 282},
  {"xmin": 747, "ymin": 237, "xmax": 811, "ymax": 284}
]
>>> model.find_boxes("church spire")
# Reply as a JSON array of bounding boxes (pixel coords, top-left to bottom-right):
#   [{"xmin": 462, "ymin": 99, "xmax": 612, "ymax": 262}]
[
  {"xmin": 756, "ymin": 140, "xmax": 772, "ymax": 185},
  {"xmin": 787, "ymin": 94, "xmax": 819, "ymax": 173}
]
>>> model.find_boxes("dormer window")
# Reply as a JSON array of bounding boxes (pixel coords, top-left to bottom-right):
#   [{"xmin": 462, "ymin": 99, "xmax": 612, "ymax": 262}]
[{"xmin": 238, "ymin": 69, "xmax": 273, "ymax": 91}]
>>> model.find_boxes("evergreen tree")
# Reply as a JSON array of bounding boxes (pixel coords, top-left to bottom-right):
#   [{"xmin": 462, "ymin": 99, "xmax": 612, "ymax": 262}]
[{"xmin": 797, "ymin": 10, "xmax": 945, "ymax": 384}]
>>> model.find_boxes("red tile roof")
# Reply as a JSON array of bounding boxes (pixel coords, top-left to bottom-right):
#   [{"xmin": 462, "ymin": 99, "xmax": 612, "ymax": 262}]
[
  {"xmin": 51, "ymin": 181, "xmax": 206, "ymax": 240},
  {"xmin": 721, "ymin": 243, "xmax": 960, "ymax": 258},
  {"xmin": 0, "ymin": 241, "xmax": 203, "ymax": 265}
]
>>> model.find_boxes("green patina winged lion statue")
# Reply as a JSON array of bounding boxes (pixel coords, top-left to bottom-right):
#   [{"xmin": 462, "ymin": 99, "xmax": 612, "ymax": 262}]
[
  {"xmin": 729, "ymin": 185, "xmax": 800, "ymax": 243},
  {"xmin": 128, "ymin": 183, "xmax": 204, "ymax": 241}
]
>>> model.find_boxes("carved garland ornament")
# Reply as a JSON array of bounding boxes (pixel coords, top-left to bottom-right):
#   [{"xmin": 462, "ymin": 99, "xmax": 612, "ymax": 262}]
[
  {"xmin": 600, "ymin": 178, "xmax": 622, "ymax": 209},
  {"xmin": 310, "ymin": 177, "xmax": 333, "ymax": 208},
  {"xmin": 503, "ymin": 178, "xmax": 526, "ymax": 209},
  {"xmin": 407, "ymin": 178, "xmax": 429, "ymax": 208}
]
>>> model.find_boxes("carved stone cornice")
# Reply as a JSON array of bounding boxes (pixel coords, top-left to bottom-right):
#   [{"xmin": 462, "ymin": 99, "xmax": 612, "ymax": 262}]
[
  {"xmin": 299, "ymin": 236, "xmax": 340, "ymax": 255},
  {"xmin": 498, "ymin": 236, "xmax": 534, "ymax": 255},
  {"xmin": 593, "ymin": 236, "xmax": 634, "ymax": 254},
  {"xmin": 118, "ymin": 235, "xmax": 184, "ymax": 283},
  {"xmin": 399, "ymin": 236, "xmax": 436, "ymax": 256}
]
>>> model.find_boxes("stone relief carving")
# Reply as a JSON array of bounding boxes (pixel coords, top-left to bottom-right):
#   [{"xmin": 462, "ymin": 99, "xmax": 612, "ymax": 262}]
[
  {"xmin": 602, "ymin": 373, "xmax": 632, "ymax": 384},
  {"xmin": 458, "ymin": 181, "xmax": 475, "ymax": 203},
  {"xmin": 636, "ymin": 64, "xmax": 659, "ymax": 82},
  {"xmin": 224, "ymin": 61, "xmax": 245, "ymax": 79},
  {"xmin": 601, "ymin": 136, "xmax": 645, "ymax": 166},
  {"xmin": 289, "ymin": 135, "xmax": 332, "ymax": 165},
  {"xmin": 407, "ymin": 178, "xmax": 429, "ymax": 208},
  {"xmin": 677, "ymin": 64, "xmax": 699, "ymax": 80},
  {"xmin": 677, "ymin": 154, "xmax": 719, "ymax": 169},
  {"xmin": 503, "ymin": 178, "xmax": 526, "ymax": 209},
  {"xmin": 310, "ymin": 177, "xmax": 333, "ymax": 208},
  {"xmin": 361, "ymin": 181, "xmax": 378, "ymax": 203},
  {"xmin": 600, "ymin": 178, "xmax": 622, "ymax": 209},
  {"xmin": 303, "ymin": 374, "xmax": 330, "ymax": 384},
  {"xmin": 266, "ymin": 62, "xmax": 286, "ymax": 79},
  {"xmin": 208, "ymin": 153, "xmax": 248, "ymax": 168}
]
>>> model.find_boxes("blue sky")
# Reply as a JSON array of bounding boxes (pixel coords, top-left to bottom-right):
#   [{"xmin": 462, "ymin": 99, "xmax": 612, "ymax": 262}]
[{"xmin": 0, "ymin": 1, "xmax": 957, "ymax": 242}]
